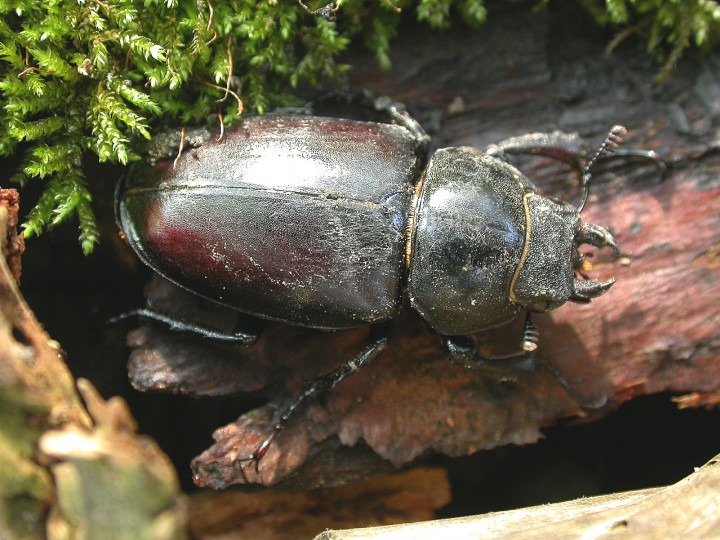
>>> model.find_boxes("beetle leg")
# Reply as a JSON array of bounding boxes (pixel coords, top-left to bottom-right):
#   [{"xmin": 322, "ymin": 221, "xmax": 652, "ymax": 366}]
[
  {"xmin": 443, "ymin": 334, "xmax": 535, "ymax": 380},
  {"xmin": 239, "ymin": 322, "xmax": 392, "ymax": 468},
  {"xmin": 484, "ymin": 131, "xmax": 585, "ymax": 168},
  {"xmin": 110, "ymin": 308, "xmax": 258, "ymax": 344},
  {"xmin": 444, "ymin": 314, "xmax": 607, "ymax": 409},
  {"xmin": 484, "ymin": 128, "xmax": 663, "ymax": 170},
  {"xmin": 371, "ymin": 94, "xmax": 431, "ymax": 147},
  {"xmin": 485, "ymin": 130, "xmax": 665, "ymax": 211},
  {"xmin": 307, "ymin": 89, "xmax": 430, "ymax": 149},
  {"xmin": 599, "ymin": 148, "xmax": 666, "ymax": 171}
]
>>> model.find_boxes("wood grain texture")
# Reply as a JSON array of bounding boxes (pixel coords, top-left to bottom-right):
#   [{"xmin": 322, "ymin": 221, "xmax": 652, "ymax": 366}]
[{"xmin": 313, "ymin": 453, "xmax": 720, "ymax": 539}]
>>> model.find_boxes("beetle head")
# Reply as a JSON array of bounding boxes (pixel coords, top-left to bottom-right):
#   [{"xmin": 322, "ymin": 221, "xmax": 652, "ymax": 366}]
[{"xmin": 510, "ymin": 194, "xmax": 617, "ymax": 313}]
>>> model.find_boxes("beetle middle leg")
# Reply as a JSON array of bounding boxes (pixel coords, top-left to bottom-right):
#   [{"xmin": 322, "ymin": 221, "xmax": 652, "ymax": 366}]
[
  {"xmin": 111, "ymin": 307, "xmax": 259, "ymax": 344},
  {"xmin": 238, "ymin": 322, "xmax": 392, "ymax": 469}
]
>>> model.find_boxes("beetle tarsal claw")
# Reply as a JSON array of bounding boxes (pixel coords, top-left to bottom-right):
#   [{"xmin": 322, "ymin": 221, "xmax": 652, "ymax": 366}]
[
  {"xmin": 572, "ymin": 277, "xmax": 615, "ymax": 302},
  {"xmin": 576, "ymin": 223, "xmax": 619, "ymax": 254}
]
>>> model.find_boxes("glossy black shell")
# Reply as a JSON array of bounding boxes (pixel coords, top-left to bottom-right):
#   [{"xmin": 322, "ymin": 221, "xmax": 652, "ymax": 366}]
[
  {"xmin": 118, "ymin": 115, "xmax": 583, "ymax": 336},
  {"xmin": 117, "ymin": 116, "xmax": 424, "ymax": 329},
  {"xmin": 407, "ymin": 147, "xmax": 531, "ymax": 335},
  {"xmin": 408, "ymin": 146, "xmax": 581, "ymax": 335}
]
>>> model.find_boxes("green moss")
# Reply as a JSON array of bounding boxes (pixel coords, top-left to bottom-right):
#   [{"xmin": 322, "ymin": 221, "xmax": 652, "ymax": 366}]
[
  {"xmin": 0, "ymin": 0, "xmax": 717, "ymax": 252},
  {"xmin": 0, "ymin": 388, "xmax": 53, "ymax": 539},
  {"xmin": 581, "ymin": 0, "xmax": 720, "ymax": 81}
]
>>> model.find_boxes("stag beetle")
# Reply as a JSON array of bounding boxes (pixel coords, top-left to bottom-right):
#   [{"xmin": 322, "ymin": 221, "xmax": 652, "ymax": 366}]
[{"xmin": 116, "ymin": 93, "xmax": 661, "ymax": 463}]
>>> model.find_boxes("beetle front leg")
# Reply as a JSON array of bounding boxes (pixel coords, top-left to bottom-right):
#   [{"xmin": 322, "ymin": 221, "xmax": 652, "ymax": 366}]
[
  {"xmin": 485, "ymin": 130, "xmax": 586, "ymax": 168},
  {"xmin": 443, "ymin": 334, "xmax": 536, "ymax": 381},
  {"xmin": 239, "ymin": 322, "xmax": 392, "ymax": 468},
  {"xmin": 444, "ymin": 313, "xmax": 606, "ymax": 408},
  {"xmin": 486, "ymin": 128, "xmax": 664, "ymax": 210}
]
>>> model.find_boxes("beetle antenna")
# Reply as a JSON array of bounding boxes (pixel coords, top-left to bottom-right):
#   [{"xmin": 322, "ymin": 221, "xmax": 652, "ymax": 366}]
[{"xmin": 578, "ymin": 125, "xmax": 627, "ymax": 213}]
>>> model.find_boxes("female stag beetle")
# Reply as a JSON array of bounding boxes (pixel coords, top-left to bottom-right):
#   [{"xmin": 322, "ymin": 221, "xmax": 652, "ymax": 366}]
[{"xmin": 116, "ymin": 93, "xmax": 661, "ymax": 464}]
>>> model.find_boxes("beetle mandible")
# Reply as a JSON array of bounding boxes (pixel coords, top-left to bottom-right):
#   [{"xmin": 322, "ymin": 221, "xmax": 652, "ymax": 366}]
[{"xmin": 116, "ymin": 93, "xmax": 661, "ymax": 464}]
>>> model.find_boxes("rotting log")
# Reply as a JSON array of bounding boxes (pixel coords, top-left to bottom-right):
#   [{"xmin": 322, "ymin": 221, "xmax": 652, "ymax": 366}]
[
  {"xmin": 0, "ymin": 189, "xmax": 188, "ymax": 540},
  {"xmin": 124, "ymin": 3, "xmax": 720, "ymax": 489},
  {"xmin": 188, "ymin": 467, "xmax": 450, "ymax": 539},
  {"xmin": 313, "ymin": 452, "xmax": 720, "ymax": 539}
]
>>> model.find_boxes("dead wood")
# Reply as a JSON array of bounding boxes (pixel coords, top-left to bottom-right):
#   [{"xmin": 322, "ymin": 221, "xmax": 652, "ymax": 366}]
[
  {"xmin": 0, "ymin": 190, "xmax": 187, "ymax": 539},
  {"xmin": 189, "ymin": 467, "xmax": 450, "ymax": 540},
  {"xmin": 314, "ymin": 452, "xmax": 720, "ymax": 539}
]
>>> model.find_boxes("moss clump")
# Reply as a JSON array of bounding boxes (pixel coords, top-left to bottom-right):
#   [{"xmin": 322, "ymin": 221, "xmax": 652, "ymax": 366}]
[
  {"xmin": 0, "ymin": 0, "xmax": 717, "ymax": 252},
  {"xmin": 580, "ymin": 0, "xmax": 720, "ymax": 81}
]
